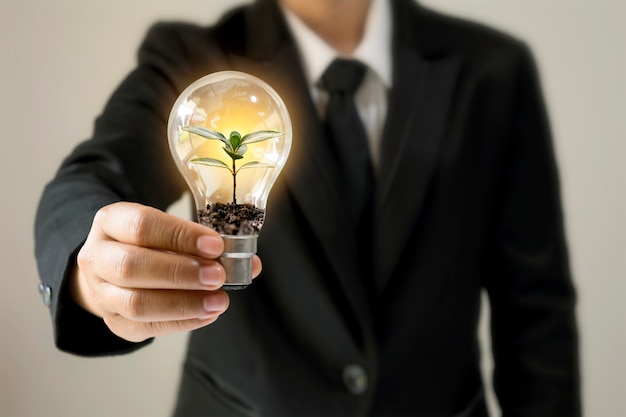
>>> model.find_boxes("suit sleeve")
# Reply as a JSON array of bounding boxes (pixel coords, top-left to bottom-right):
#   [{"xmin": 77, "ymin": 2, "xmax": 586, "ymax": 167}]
[
  {"xmin": 33, "ymin": 23, "xmax": 220, "ymax": 356},
  {"xmin": 482, "ymin": 46, "xmax": 581, "ymax": 416}
]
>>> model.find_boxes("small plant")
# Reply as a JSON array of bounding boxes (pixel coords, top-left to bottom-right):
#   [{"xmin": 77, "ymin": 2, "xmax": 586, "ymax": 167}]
[{"xmin": 182, "ymin": 126, "xmax": 282, "ymax": 204}]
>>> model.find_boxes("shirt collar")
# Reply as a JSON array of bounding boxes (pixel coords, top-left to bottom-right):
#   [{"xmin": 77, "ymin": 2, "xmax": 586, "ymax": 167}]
[{"xmin": 281, "ymin": 0, "xmax": 393, "ymax": 88}]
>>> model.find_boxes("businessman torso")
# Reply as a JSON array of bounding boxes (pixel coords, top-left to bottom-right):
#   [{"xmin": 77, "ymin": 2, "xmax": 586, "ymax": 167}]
[{"xmin": 35, "ymin": 0, "xmax": 580, "ymax": 415}]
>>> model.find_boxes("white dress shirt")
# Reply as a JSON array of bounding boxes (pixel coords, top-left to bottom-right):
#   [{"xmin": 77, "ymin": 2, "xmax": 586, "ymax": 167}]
[{"xmin": 280, "ymin": 0, "xmax": 393, "ymax": 173}]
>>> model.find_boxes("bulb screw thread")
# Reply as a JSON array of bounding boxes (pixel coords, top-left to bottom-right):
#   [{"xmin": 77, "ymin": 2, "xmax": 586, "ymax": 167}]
[{"xmin": 220, "ymin": 235, "xmax": 257, "ymax": 290}]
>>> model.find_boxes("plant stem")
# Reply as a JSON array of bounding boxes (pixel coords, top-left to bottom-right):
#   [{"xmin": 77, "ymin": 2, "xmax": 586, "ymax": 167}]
[{"xmin": 232, "ymin": 160, "xmax": 237, "ymax": 204}]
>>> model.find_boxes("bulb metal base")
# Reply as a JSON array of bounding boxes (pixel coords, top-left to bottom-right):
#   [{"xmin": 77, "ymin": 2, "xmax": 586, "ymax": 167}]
[{"xmin": 220, "ymin": 235, "xmax": 257, "ymax": 290}]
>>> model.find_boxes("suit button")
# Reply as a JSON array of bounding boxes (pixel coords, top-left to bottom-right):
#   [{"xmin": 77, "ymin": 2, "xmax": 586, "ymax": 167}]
[
  {"xmin": 343, "ymin": 364, "xmax": 368, "ymax": 395},
  {"xmin": 38, "ymin": 283, "xmax": 52, "ymax": 307}
]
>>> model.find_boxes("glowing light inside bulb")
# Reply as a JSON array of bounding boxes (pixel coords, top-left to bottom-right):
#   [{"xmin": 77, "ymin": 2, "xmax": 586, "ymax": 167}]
[{"xmin": 167, "ymin": 71, "xmax": 292, "ymax": 212}]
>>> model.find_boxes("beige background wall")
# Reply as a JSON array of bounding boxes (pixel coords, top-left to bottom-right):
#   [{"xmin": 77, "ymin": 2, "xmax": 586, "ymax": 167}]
[{"xmin": 1, "ymin": 0, "xmax": 624, "ymax": 416}]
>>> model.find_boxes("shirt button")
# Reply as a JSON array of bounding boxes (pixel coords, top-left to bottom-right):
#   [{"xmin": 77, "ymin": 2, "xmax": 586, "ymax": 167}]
[
  {"xmin": 38, "ymin": 283, "xmax": 52, "ymax": 307},
  {"xmin": 343, "ymin": 364, "xmax": 368, "ymax": 395}
]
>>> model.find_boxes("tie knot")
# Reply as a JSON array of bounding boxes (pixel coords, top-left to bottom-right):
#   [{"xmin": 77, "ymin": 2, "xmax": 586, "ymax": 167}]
[{"xmin": 320, "ymin": 59, "xmax": 367, "ymax": 94}]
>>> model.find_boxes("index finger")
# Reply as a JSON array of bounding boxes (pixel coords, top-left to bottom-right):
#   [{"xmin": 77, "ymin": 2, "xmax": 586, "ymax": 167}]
[{"xmin": 95, "ymin": 202, "xmax": 223, "ymax": 258}]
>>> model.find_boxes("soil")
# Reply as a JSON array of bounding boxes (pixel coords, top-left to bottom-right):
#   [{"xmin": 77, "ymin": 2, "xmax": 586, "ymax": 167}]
[{"xmin": 198, "ymin": 202, "xmax": 265, "ymax": 235}]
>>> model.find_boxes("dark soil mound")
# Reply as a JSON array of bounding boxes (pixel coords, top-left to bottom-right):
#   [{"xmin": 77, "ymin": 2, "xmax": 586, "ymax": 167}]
[{"xmin": 198, "ymin": 203, "xmax": 265, "ymax": 235}]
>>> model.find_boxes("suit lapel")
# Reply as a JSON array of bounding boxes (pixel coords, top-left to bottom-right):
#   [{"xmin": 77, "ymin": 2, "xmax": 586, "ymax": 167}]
[
  {"xmin": 228, "ymin": 0, "xmax": 463, "ymax": 311},
  {"xmin": 231, "ymin": 0, "xmax": 373, "ymax": 325},
  {"xmin": 374, "ymin": 2, "xmax": 463, "ymax": 293}
]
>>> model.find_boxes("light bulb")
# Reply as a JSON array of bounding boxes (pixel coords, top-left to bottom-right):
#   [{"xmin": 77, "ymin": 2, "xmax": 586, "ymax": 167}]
[{"xmin": 167, "ymin": 71, "xmax": 292, "ymax": 289}]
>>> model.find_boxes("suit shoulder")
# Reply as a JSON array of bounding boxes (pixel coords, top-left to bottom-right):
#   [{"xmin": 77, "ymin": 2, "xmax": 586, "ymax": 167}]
[
  {"xmin": 136, "ymin": 2, "xmax": 250, "ymax": 65},
  {"xmin": 138, "ymin": 21, "xmax": 218, "ymax": 62},
  {"xmin": 409, "ymin": 3, "xmax": 533, "ymax": 68}
]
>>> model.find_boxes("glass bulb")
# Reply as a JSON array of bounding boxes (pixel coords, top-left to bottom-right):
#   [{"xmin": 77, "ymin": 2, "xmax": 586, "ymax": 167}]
[{"xmin": 167, "ymin": 71, "xmax": 292, "ymax": 289}]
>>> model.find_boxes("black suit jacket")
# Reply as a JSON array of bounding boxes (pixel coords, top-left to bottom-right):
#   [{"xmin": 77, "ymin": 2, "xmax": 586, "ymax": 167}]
[{"xmin": 35, "ymin": 0, "xmax": 580, "ymax": 416}]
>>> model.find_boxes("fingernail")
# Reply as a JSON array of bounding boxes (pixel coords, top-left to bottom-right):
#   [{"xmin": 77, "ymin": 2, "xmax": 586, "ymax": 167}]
[
  {"xmin": 197, "ymin": 235, "xmax": 222, "ymax": 257},
  {"xmin": 203, "ymin": 295, "xmax": 227, "ymax": 313},
  {"xmin": 199, "ymin": 264, "xmax": 224, "ymax": 286}
]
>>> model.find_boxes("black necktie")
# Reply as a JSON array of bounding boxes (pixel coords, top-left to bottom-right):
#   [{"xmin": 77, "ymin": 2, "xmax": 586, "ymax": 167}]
[{"xmin": 320, "ymin": 59, "xmax": 374, "ymax": 234}]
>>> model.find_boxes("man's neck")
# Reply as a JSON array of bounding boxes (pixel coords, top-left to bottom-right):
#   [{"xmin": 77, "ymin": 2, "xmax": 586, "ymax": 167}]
[{"xmin": 279, "ymin": 0, "xmax": 372, "ymax": 54}]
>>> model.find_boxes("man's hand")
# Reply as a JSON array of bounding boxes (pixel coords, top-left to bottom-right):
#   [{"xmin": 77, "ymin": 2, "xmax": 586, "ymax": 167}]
[{"xmin": 69, "ymin": 202, "xmax": 261, "ymax": 342}]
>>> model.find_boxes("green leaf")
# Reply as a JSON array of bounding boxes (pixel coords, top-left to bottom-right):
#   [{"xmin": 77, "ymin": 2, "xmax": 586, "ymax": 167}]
[
  {"xmin": 223, "ymin": 147, "xmax": 244, "ymax": 160},
  {"xmin": 238, "ymin": 161, "xmax": 275, "ymax": 171},
  {"xmin": 236, "ymin": 144, "xmax": 248, "ymax": 156},
  {"xmin": 189, "ymin": 157, "xmax": 232, "ymax": 172},
  {"xmin": 182, "ymin": 126, "xmax": 229, "ymax": 146},
  {"xmin": 241, "ymin": 130, "xmax": 283, "ymax": 145},
  {"xmin": 229, "ymin": 131, "xmax": 242, "ymax": 150}
]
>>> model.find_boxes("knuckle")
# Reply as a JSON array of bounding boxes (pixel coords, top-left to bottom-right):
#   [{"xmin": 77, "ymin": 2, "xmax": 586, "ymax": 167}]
[
  {"xmin": 93, "ymin": 202, "xmax": 124, "ymax": 231},
  {"xmin": 146, "ymin": 321, "xmax": 169, "ymax": 337},
  {"xmin": 112, "ymin": 248, "xmax": 136, "ymax": 283},
  {"xmin": 122, "ymin": 290, "xmax": 145, "ymax": 320},
  {"xmin": 172, "ymin": 296, "xmax": 193, "ymax": 318},
  {"xmin": 169, "ymin": 222, "xmax": 190, "ymax": 253},
  {"xmin": 126, "ymin": 208, "xmax": 152, "ymax": 245},
  {"xmin": 166, "ymin": 260, "xmax": 186, "ymax": 288},
  {"xmin": 76, "ymin": 246, "xmax": 94, "ymax": 272},
  {"xmin": 92, "ymin": 205, "xmax": 110, "ymax": 228},
  {"xmin": 162, "ymin": 293, "xmax": 192, "ymax": 319}
]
